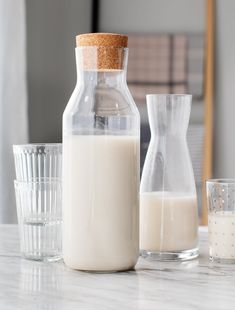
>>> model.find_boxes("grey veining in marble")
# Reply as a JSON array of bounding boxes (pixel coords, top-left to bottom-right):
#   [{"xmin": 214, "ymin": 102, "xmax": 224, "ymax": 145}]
[{"xmin": 0, "ymin": 225, "xmax": 235, "ymax": 310}]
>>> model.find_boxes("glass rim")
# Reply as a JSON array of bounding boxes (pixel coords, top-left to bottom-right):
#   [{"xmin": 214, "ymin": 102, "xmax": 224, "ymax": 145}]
[
  {"xmin": 13, "ymin": 143, "xmax": 62, "ymax": 154},
  {"xmin": 13, "ymin": 143, "xmax": 61, "ymax": 148},
  {"xmin": 146, "ymin": 94, "xmax": 192, "ymax": 99},
  {"xmin": 14, "ymin": 178, "xmax": 61, "ymax": 185},
  {"xmin": 206, "ymin": 178, "xmax": 235, "ymax": 185}
]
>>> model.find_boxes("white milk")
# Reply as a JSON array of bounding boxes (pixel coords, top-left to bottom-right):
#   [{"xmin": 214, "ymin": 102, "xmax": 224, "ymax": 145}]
[
  {"xmin": 209, "ymin": 212, "xmax": 235, "ymax": 259},
  {"xmin": 140, "ymin": 192, "xmax": 198, "ymax": 252},
  {"xmin": 62, "ymin": 135, "xmax": 139, "ymax": 271}
]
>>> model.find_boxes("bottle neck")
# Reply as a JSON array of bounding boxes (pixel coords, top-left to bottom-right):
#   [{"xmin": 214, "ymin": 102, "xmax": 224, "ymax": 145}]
[
  {"xmin": 147, "ymin": 94, "xmax": 192, "ymax": 138},
  {"xmin": 76, "ymin": 70, "xmax": 127, "ymax": 87},
  {"xmin": 75, "ymin": 47, "xmax": 128, "ymax": 86}
]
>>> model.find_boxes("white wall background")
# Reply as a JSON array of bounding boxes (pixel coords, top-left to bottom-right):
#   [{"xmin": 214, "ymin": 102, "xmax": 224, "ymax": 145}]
[{"xmin": 99, "ymin": 0, "xmax": 205, "ymax": 33}]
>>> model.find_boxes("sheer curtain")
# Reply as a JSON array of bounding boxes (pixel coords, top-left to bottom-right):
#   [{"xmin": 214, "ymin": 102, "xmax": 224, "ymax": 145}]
[{"xmin": 0, "ymin": 0, "xmax": 28, "ymax": 223}]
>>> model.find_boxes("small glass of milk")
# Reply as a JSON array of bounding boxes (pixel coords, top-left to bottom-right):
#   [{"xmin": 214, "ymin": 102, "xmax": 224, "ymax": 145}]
[{"xmin": 207, "ymin": 179, "xmax": 235, "ymax": 263}]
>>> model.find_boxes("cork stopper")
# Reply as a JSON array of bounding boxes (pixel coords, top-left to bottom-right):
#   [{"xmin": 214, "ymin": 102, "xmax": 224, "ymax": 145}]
[
  {"xmin": 76, "ymin": 33, "xmax": 128, "ymax": 71},
  {"xmin": 76, "ymin": 33, "xmax": 128, "ymax": 48}
]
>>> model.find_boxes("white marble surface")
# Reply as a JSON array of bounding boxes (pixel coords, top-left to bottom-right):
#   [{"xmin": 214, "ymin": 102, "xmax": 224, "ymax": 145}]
[{"xmin": 0, "ymin": 225, "xmax": 235, "ymax": 310}]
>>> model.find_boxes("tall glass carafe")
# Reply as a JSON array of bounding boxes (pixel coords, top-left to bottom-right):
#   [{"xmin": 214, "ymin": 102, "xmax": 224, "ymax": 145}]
[
  {"xmin": 140, "ymin": 94, "xmax": 198, "ymax": 261},
  {"xmin": 62, "ymin": 33, "xmax": 140, "ymax": 271}
]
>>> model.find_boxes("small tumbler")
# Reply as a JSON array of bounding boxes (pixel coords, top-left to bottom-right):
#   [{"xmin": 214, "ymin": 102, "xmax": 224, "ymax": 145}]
[
  {"xmin": 13, "ymin": 144, "xmax": 62, "ymax": 261},
  {"xmin": 15, "ymin": 179, "xmax": 62, "ymax": 261},
  {"xmin": 207, "ymin": 179, "xmax": 235, "ymax": 263}
]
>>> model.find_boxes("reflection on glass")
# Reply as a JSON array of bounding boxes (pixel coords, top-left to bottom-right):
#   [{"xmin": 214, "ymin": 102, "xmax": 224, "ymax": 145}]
[{"xmin": 20, "ymin": 260, "xmax": 62, "ymax": 310}]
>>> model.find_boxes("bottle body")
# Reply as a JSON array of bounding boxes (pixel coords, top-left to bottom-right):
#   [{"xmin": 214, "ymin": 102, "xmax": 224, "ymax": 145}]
[
  {"xmin": 140, "ymin": 94, "xmax": 198, "ymax": 261},
  {"xmin": 63, "ymin": 47, "xmax": 140, "ymax": 271}
]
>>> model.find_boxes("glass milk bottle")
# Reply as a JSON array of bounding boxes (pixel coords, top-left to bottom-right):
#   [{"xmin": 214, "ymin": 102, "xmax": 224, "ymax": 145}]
[
  {"xmin": 62, "ymin": 33, "xmax": 140, "ymax": 271},
  {"xmin": 140, "ymin": 94, "xmax": 198, "ymax": 261}
]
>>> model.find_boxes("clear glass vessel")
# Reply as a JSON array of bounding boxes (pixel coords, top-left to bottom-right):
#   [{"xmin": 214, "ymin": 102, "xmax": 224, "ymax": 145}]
[
  {"xmin": 62, "ymin": 34, "xmax": 140, "ymax": 271},
  {"xmin": 15, "ymin": 178, "xmax": 62, "ymax": 261},
  {"xmin": 207, "ymin": 179, "xmax": 235, "ymax": 263},
  {"xmin": 140, "ymin": 94, "xmax": 198, "ymax": 261}
]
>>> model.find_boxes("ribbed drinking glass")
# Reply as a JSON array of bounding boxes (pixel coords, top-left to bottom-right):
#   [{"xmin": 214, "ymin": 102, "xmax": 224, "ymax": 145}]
[
  {"xmin": 13, "ymin": 144, "xmax": 62, "ymax": 182},
  {"xmin": 14, "ymin": 179, "xmax": 62, "ymax": 261}
]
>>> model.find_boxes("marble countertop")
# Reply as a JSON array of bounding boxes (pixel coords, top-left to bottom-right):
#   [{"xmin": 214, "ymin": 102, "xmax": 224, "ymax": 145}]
[{"xmin": 0, "ymin": 225, "xmax": 235, "ymax": 310}]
